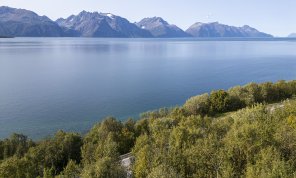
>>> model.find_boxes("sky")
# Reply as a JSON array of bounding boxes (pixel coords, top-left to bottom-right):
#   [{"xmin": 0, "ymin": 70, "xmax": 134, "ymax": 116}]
[{"xmin": 1, "ymin": 0, "xmax": 295, "ymax": 36}]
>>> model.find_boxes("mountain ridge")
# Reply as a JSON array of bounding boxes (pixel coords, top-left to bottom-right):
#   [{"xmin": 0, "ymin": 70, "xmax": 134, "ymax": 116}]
[
  {"xmin": 186, "ymin": 22, "xmax": 272, "ymax": 38},
  {"xmin": 288, "ymin": 33, "xmax": 296, "ymax": 38},
  {"xmin": 135, "ymin": 17, "xmax": 191, "ymax": 38},
  {"xmin": 0, "ymin": 6, "xmax": 274, "ymax": 38},
  {"xmin": 56, "ymin": 11, "xmax": 152, "ymax": 37},
  {"xmin": 0, "ymin": 6, "xmax": 64, "ymax": 37}
]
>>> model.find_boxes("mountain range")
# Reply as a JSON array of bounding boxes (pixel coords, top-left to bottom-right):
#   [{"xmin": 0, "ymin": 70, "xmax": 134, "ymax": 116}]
[
  {"xmin": 0, "ymin": 6, "xmax": 64, "ymax": 37},
  {"xmin": 56, "ymin": 11, "xmax": 152, "ymax": 37},
  {"xmin": 288, "ymin": 33, "xmax": 296, "ymax": 38},
  {"xmin": 0, "ymin": 6, "xmax": 273, "ymax": 38},
  {"xmin": 186, "ymin": 22, "xmax": 272, "ymax": 38},
  {"xmin": 136, "ymin": 17, "xmax": 191, "ymax": 38}
]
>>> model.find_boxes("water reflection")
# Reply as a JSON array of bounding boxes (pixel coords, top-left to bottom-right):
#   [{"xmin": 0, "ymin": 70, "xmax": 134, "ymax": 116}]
[{"xmin": 0, "ymin": 38, "xmax": 296, "ymax": 139}]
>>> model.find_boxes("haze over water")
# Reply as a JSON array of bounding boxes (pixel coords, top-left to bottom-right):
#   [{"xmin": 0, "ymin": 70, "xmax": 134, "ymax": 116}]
[{"xmin": 0, "ymin": 38, "xmax": 296, "ymax": 139}]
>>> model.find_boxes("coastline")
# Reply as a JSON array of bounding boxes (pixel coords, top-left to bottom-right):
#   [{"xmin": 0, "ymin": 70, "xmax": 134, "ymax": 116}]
[{"xmin": 0, "ymin": 36, "xmax": 14, "ymax": 38}]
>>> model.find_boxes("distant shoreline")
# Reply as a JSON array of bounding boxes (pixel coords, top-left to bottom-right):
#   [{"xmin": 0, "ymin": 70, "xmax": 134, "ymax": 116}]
[
  {"xmin": 2, "ymin": 37, "xmax": 296, "ymax": 41},
  {"xmin": 0, "ymin": 36, "xmax": 14, "ymax": 38}
]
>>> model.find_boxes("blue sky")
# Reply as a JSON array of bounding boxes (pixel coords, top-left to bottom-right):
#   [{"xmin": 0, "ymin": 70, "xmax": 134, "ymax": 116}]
[{"xmin": 1, "ymin": 0, "xmax": 295, "ymax": 36}]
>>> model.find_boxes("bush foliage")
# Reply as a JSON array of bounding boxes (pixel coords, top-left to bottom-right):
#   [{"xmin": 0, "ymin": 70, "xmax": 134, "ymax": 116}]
[{"xmin": 1, "ymin": 80, "xmax": 296, "ymax": 178}]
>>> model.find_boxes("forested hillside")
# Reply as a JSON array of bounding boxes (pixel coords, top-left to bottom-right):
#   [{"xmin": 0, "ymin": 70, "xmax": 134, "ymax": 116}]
[{"xmin": 1, "ymin": 80, "xmax": 296, "ymax": 178}]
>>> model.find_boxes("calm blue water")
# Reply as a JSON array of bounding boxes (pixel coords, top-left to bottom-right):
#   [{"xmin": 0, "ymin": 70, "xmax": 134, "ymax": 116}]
[{"xmin": 0, "ymin": 38, "xmax": 296, "ymax": 139}]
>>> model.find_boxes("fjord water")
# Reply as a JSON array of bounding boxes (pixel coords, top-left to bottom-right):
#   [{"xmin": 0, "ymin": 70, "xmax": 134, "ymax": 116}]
[{"xmin": 0, "ymin": 38, "xmax": 296, "ymax": 139}]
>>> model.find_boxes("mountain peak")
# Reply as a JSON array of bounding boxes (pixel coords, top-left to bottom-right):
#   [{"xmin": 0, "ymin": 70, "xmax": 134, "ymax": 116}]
[
  {"xmin": 100, "ymin": 13, "xmax": 115, "ymax": 19},
  {"xmin": 77, "ymin": 10, "xmax": 100, "ymax": 17},
  {"xmin": 0, "ymin": 6, "xmax": 38, "ymax": 17},
  {"xmin": 0, "ymin": 6, "xmax": 274, "ymax": 38},
  {"xmin": 138, "ymin": 17, "xmax": 169, "ymax": 26},
  {"xmin": 242, "ymin": 25, "xmax": 251, "ymax": 28},
  {"xmin": 0, "ymin": 6, "xmax": 20, "ymax": 13},
  {"xmin": 136, "ymin": 17, "xmax": 190, "ymax": 38},
  {"xmin": 209, "ymin": 21, "xmax": 220, "ymax": 25},
  {"xmin": 56, "ymin": 10, "xmax": 152, "ymax": 37},
  {"xmin": 190, "ymin": 22, "xmax": 204, "ymax": 27},
  {"xmin": 79, "ymin": 10, "xmax": 89, "ymax": 15},
  {"xmin": 0, "ymin": 6, "xmax": 12, "ymax": 11},
  {"xmin": 0, "ymin": 6, "xmax": 63, "ymax": 37},
  {"xmin": 151, "ymin": 17, "xmax": 168, "ymax": 24},
  {"xmin": 186, "ymin": 22, "xmax": 272, "ymax": 38},
  {"xmin": 288, "ymin": 33, "xmax": 296, "ymax": 38}
]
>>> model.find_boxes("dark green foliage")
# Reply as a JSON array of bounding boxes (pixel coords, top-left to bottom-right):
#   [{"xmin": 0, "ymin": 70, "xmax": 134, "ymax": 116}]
[
  {"xmin": 183, "ymin": 93, "xmax": 210, "ymax": 116},
  {"xmin": 0, "ymin": 133, "xmax": 35, "ymax": 160},
  {"xmin": 140, "ymin": 108, "xmax": 171, "ymax": 119},
  {"xmin": 133, "ymin": 101, "xmax": 296, "ymax": 178},
  {"xmin": 81, "ymin": 117, "xmax": 135, "ymax": 164},
  {"xmin": 121, "ymin": 119, "xmax": 137, "ymax": 153},
  {"xmin": 81, "ymin": 133, "xmax": 125, "ymax": 178},
  {"xmin": 80, "ymin": 117, "xmax": 132, "ymax": 177},
  {"xmin": 1, "ymin": 80, "xmax": 296, "ymax": 178},
  {"xmin": 184, "ymin": 80, "xmax": 296, "ymax": 116},
  {"xmin": 57, "ymin": 160, "xmax": 81, "ymax": 178},
  {"xmin": 0, "ymin": 131, "xmax": 82, "ymax": 178},
  {"xmin": 209, "ymin": 90, "xmax": 231, "ymax": 113}
]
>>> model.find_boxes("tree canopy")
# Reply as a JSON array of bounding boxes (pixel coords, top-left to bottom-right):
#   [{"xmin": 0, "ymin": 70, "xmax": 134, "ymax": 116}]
[{"xmin": 1, "ymin": 80, "xmax": 296, "ymax": 178}]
